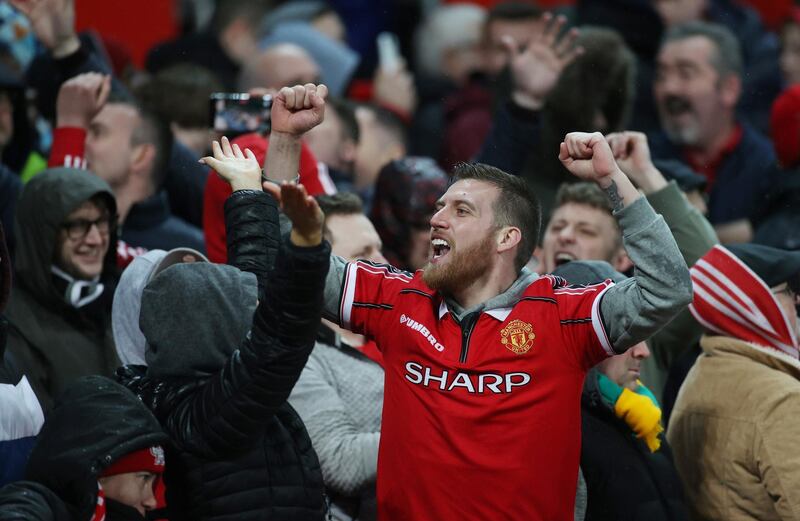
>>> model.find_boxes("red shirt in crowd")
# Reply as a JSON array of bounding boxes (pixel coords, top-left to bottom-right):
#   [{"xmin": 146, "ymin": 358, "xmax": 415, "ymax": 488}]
[
  {"xmin": 684, "ymin": 123, "xmax": 743, "ymax": 192},
  {"xmin": 203, "ymin": 132, "xmax": 334, "ymax": 263},
  {"xmin": 339, "ymin": 261, "xmax": 613, "ymax": 520}
]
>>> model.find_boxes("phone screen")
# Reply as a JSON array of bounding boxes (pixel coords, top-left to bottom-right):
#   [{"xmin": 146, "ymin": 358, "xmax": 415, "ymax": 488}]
[{"xmin": 209, "ymin": 93, "xmax": 273, "ymax": 136}]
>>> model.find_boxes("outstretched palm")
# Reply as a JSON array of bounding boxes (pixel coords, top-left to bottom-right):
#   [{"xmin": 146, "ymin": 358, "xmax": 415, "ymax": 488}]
[
  {"xmin": 505, "ymin": 13, "xmax": 583, "ymax": 108},
  {"xmin": 199, "ymin": 136, "xmax": 261, "ymax": 192},
  {"xmin": 262, "ymin": 182, "xmax": 324, "ymax": 246}
]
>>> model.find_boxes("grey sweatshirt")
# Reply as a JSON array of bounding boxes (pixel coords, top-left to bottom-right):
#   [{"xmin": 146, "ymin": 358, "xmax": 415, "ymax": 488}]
[
  {"xmin": 323, "ymin": 196, "xmax": 692, "ymax": 354},
  {"xmin": 288, "ymin": 338, "xmax": 383, "ymax": 520}
]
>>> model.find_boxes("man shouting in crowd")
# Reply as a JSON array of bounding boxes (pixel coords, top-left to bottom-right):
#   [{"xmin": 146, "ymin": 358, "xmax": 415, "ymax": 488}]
[{"xmin": 208, "ymin": 83, "xmax": 692, "ymax": 521}]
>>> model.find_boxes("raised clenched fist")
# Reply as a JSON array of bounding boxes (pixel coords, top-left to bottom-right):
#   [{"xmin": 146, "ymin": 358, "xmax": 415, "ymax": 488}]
[
  {"xmin": 558, "ymin": 132, "xmax": 620, "ymax": 187},
  {"xmin": 270, "ymin": 83, "xmax": 328, "ymax": 137}
]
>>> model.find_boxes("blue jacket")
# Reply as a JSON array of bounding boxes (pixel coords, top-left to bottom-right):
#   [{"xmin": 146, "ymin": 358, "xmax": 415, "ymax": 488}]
[{"xmin": 648, "ymin": 124, "xmax": 780, "ymax": 225}]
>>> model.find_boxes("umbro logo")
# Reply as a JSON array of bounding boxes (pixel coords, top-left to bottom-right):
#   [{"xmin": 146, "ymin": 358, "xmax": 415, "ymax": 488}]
[{"xmin": 400, "ymin": 314, "xmax": 444, "ymax": 352}]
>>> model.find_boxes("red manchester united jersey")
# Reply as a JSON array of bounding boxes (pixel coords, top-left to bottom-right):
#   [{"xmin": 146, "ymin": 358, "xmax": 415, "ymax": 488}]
[{"xmin": 339, "ymin": 261, "xmax": 614, "ymax": 521}]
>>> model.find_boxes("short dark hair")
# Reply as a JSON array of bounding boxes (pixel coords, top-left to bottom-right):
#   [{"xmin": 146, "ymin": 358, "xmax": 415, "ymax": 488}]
[
  {"xmin": 316, "ymin": 192, "xmax": 365, "ymax": 242},
  {"xmin": 108, "ymin": 90, "xmax": 173, "ymax": 191},
  {"xmin": 360, "ymin": 103, "xmax": 408, "ymax": 149},
  {"xmin": 451, "ymin": 163, "xmax": 541, "ymax": 272},
  {"xmin": 140, "ymin": 64, "xmax": 223, "ymax": 128},
  {"xmin": 327, "ymin": 97, "xmax": 360, "ymax": 144},
  {"xmin": 211, "ymin": 0, "xmax": 273, "ymax": 34},
  {"xmin": 663, "ymin": 21, "xmax": 742, "ymax": 78},
  {"xmin": 487, "ymin": 1, "xmax": 543, "ymax": 23},
  {"xmin": 553, "ymin": 182, "xmax": 621, "ymax": 247}
]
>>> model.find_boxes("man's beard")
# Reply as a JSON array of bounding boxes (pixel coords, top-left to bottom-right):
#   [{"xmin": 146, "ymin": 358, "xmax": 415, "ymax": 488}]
[
  {"xmin": 663, "ymin": 120, "xmax": 702, "ymax": 146},
  {"xmin": 660, "ymin": 96, "xmax": 702, "ymax": 146},
  {"xmin": 422, "ymin": 234, "xmax": 496, "ymax": 294}
]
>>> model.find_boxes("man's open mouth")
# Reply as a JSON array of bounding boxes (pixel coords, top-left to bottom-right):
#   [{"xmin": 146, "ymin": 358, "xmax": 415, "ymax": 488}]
[
  {"xmin": 431, "ymin": 238, "xmax": 451, "ymax": 261},
  {"xmin": 664, "ymin": 97, "xmax": 693, "ymax": 116},
  {"xmin": 554, "ymin": 252, "xmax": 576, "ymax": 267}
]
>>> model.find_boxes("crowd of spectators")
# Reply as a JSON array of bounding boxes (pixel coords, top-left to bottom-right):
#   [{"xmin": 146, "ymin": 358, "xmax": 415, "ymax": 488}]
[{"xmin": 0, "ymin": 0, "xmax": 799, "ymax": 520}]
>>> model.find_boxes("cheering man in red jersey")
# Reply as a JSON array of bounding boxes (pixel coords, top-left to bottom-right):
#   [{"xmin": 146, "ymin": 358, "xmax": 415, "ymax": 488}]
[{"xmin": 208, "ymin": 83, "xmax": 693, "ymax": 521}]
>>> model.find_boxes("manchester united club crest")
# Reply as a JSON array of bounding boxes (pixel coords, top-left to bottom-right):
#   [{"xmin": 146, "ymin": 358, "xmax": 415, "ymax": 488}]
[{"xmin": 500, "ymin": 319, "xmax": 535, "ymax": 354}]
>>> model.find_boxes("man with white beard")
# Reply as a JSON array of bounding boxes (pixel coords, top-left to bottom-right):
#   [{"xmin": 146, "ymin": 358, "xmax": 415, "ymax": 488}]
[{"xmin": 649, "ymin": 21, "xmax": 779, "ymax": 243}]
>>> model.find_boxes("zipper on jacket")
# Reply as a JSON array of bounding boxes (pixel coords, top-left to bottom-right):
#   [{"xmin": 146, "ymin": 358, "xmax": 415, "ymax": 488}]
[{"xmin": 459, "ymin": 312, "xmax": 479, "ymax": 363}]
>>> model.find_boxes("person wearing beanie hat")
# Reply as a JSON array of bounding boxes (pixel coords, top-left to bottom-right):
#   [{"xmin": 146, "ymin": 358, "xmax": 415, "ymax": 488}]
[
  {"xmin": 668, "ymin": 244, "xmax": 800, "ymax": 520},
  {"xmin": 98, "ymin": 445, "xmax": 166, "ymax": 520},
  {"xmin": 752, "ymin": 86, "xmax": 800, "ymax": 251},
  {"xmin": 554, "ymin": 260, "xmax": 690, "ymax": 521},
  {"xmin": 369, "ymin": 157, "xmax": 449, "ymax": 271},
  {"xmin": 0, "ymin": 376, "xmax": 168, "ymax": 521}
]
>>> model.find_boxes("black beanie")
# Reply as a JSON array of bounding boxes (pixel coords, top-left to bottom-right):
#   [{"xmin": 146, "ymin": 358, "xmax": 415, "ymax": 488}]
[{"xmin": 725, "ymin": 243, "xmax": 800, "ymax": 289}]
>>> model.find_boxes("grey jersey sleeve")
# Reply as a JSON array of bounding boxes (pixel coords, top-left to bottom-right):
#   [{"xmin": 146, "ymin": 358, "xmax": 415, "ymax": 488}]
[
  {"xmin": 599, "ymin": 196, "xmax": 693, "ymax": 353},
  {"xmin": 322, "ymin": 255, "xmax": 349, "ymax": 324}
]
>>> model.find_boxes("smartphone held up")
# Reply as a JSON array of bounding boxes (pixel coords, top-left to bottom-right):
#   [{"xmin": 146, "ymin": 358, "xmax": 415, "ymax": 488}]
[{"xmin": 210, "ymin": 93, "xmax": 272, "ymax": 136}]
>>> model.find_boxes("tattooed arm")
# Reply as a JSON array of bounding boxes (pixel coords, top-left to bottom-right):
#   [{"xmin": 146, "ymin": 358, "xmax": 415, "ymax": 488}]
[{"xmin": 559, "ymin": 132, "xmax": 693, "ymax": 354}]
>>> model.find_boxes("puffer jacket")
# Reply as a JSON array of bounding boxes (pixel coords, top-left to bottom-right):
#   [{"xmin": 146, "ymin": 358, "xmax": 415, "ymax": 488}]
[
  {"xmin": 668, "ymin": 336, "xmax": 800, "ymax": 520},
  {"xmin": 118, "ymin": 190, "xmax": 328, "ymax": 521}
]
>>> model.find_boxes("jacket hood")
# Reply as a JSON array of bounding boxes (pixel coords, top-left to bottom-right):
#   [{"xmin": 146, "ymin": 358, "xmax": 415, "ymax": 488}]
[
  {"xmin": 13, "ymin": 168, "xmax": 117, "ymax": 306},
  {"xmin": 581, "ymin": 367, "xmax": 611, "ymax": 413},
  {"xmin": 24, "ymin": 375, "xmax": 166, "ymax": 519},
  {"xmin": 445, "ymin": 268, "xmax": 539, "ymax": 321},
  {"xmin": 112, "ymin": 250, "xmax": 169, "ymax": 366},
  {"xmin": 690, "ymin": 245, "xmax": 799, "ymax": 358},
  {"xmin": 141, "ymin": 262, "xmax": 257, "ymax": 378}
]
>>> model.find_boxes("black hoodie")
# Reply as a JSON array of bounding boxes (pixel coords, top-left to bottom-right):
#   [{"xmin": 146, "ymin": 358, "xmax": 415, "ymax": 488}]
[
  {"xmin": 117, "ymin": 190, "xmax": 328, "ymax": 521},
  {"xmin": 5, "ymin": 168, "xmax": 120, "ymax": 410},
  {"xmin": 0, "ymin": 375, "xmax": 166, "ymax": 520}
]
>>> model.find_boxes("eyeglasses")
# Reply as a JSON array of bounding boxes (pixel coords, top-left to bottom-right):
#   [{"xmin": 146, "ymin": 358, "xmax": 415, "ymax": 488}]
[
  {"xmin": 61, "ymin": 216, "xmax": 115, "ymax": 240},
  {"xmin": 772, "ymin": 286, "xmax": 797, "ymax": 299}
]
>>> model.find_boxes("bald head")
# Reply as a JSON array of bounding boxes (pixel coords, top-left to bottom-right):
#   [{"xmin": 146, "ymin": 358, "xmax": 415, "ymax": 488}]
[{"xmin": 238, "ymin": 43, "xmax": 321, "ymax": 90}]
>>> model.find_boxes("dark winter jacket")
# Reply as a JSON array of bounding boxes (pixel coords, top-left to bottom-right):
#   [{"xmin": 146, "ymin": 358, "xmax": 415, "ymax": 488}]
[
  {"xmin": 0, "ymin": 375, "xmax": 167, "ymax": 521},
  {"xmin": 581, "ymin": 369, "xmax": 689, "ymax": 521},
  {"xmin": 118, "ymin": 190, "xmax": 328, "ymax": 521},
  {"xmin": 648, "ymin": 124, "xmax": 780, "ymax": 225},
  {"xmin": 0, "ymin": 165, "xmax": 21, "ymax": 257},
  {"xmin": 5, "ymin": 168, "xmax": 120, "ymax": 410},
  {"xmin": 0, "ymin": 481, "xmax": 72, "ymax": 521},
  {"xmin": 121, "ymin": 190, "xmax": 205, "ymax": 253},
  {"xmin": 0, "ymin": 224, "xmax": 43, "ymax": 489}
]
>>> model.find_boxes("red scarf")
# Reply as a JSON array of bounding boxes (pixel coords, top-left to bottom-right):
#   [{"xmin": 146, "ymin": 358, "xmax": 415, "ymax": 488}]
[
  {"xmin": 91, "ymin": 482, "xmax": 106, "ymax": 521},
  {"xmin": 690, "ymin": 245, "xmax": 799, "ymax": 358}
]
